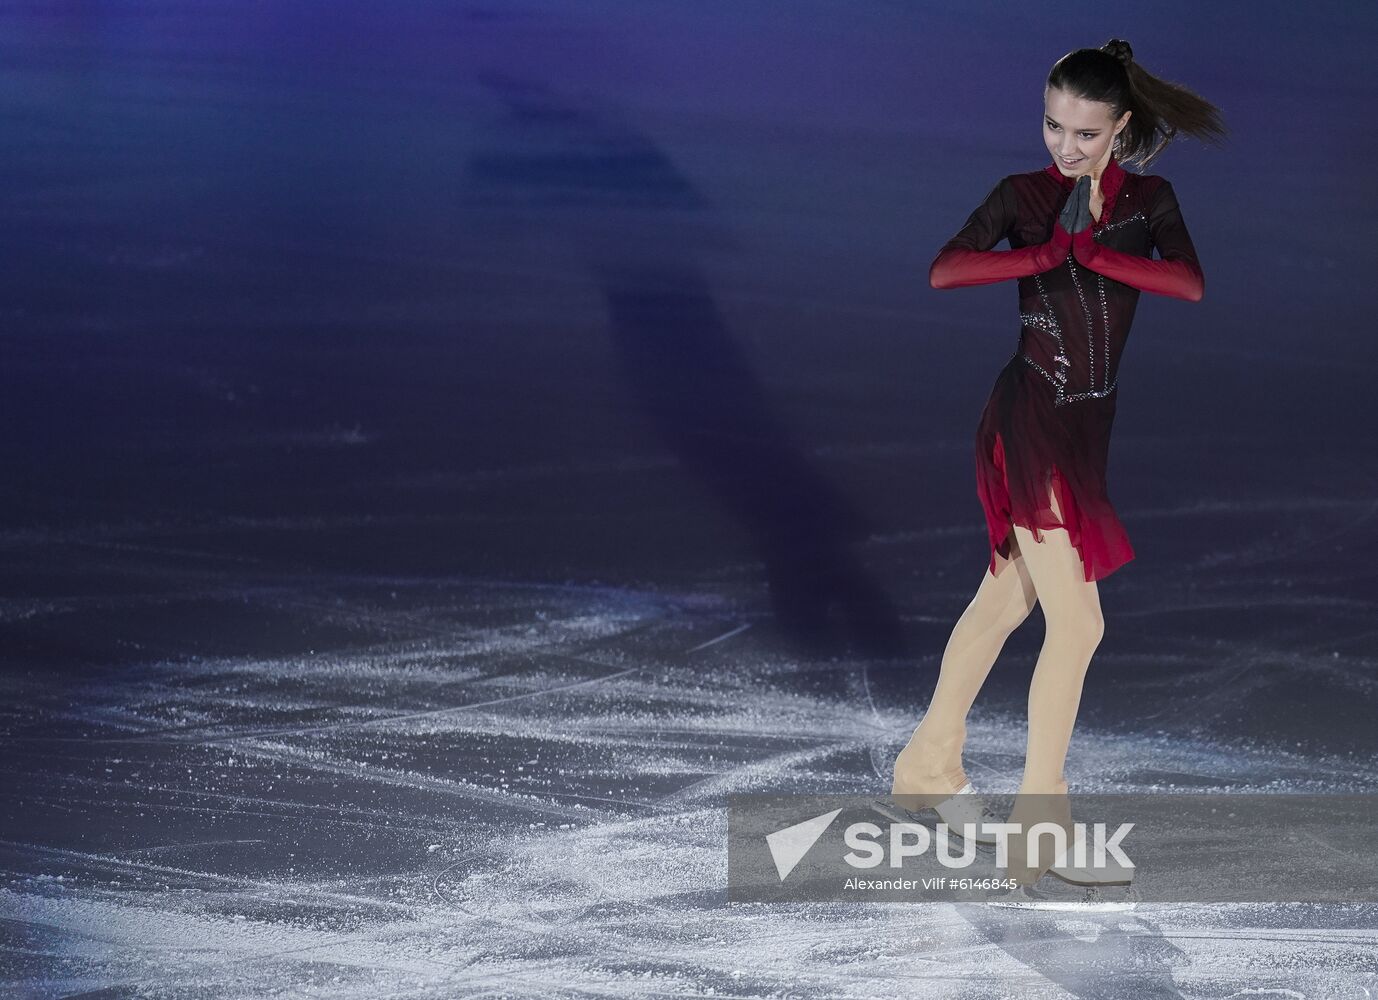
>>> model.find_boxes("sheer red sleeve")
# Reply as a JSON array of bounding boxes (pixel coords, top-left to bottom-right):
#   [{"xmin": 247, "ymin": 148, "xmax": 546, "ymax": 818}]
[
  {"xmin": 1068, "ymin": 179, "xmax": 1205, "ymax": 302},
  {"xmin": 929, "ymin": 177, "xmax": 1070, "ymax": 289}
]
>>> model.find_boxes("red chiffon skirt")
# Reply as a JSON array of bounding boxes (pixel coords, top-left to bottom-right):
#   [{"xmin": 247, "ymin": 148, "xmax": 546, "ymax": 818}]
[{"xmin": 975, "ymin": 357, "xmax": 1135, "ymax": 583}]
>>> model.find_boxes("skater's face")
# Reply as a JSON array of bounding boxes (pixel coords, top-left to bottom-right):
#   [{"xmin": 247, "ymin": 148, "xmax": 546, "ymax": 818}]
[{"xmin": 1043, "ymin": 87, "xmax": 1130, "ymax": 178}]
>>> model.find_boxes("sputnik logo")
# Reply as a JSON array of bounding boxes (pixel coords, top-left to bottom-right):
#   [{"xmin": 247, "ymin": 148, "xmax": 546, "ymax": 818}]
[
  {"xmin": 765, "ymin": 808, "xmax": 1136, "ymax": 881},
  {"xmin": 765, "ymin": 808, "xmax": 842, "ymax": 881}
]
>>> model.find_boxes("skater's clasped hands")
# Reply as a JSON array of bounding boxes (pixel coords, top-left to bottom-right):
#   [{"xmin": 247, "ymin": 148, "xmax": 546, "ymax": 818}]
[{"xmin": 1057, "ymin": 175, "xmax": 1094, "ymax": 236}]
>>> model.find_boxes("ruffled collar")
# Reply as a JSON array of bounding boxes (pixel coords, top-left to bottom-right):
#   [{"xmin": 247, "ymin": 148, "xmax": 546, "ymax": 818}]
[{"xmin": 1043, "ymin": 154, "xmax": 1126, "ymax": 228}]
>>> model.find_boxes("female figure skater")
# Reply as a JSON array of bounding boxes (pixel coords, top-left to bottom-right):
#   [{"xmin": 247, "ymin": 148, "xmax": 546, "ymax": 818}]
[{"xmin": 893, "ymin": 40, "xmax": 1225, "ymax": 886}]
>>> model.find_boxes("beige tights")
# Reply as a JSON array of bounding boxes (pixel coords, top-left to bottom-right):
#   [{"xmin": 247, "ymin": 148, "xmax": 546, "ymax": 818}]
[{"xmin": 893, "ymin": 483, "xmax": 1106, "ymax": 801}]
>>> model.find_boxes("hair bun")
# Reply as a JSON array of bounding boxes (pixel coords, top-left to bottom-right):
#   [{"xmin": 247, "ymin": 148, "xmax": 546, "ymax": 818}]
[{"xmin": 1103, "ymin": 38, "xmax": 1134, "ymax": 68}]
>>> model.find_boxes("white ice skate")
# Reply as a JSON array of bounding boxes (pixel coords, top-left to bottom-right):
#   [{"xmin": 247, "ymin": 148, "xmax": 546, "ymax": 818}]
[{"xmin": 873, "ymin": 780, "xmax": 1002, "ymax": 847}]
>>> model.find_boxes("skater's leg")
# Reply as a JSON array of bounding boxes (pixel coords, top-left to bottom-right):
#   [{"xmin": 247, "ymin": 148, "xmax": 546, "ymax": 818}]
[
  {"xmin": 1009, "ymin": 486, "xmax": 1105, "ymax": 796},
  {"xmin": 1002, "ymin": 484, "xmax": 1106, "ymax": 884},
  {"xmin": 893, "ymin": 528, "xmax": 1038, "ymax": 796}
]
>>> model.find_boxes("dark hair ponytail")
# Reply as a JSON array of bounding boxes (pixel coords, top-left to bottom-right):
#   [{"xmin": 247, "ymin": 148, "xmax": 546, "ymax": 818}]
[{"xmin": 1048, "ymin": 38, "xmax": 1227, "ymax": 169}]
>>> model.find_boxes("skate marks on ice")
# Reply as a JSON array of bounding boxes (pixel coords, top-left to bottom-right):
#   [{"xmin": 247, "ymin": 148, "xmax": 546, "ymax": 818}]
[{"xmin": 5, "ymin": 574, "xmax": 1378, "ymax": 996}]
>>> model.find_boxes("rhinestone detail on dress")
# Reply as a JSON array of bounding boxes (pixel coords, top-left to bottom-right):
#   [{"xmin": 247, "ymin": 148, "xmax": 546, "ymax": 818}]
[
  {"xmin": 1093, "ymin": 209, "xmax": 1147, "ymax": 235},
  {"xmin": 1017, "ymin": 164, "xmax": 1140, "ymax": 406}
]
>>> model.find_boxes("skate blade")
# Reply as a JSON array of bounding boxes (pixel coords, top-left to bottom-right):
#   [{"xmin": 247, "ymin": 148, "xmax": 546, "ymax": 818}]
[{"xmin": 986, "ymin": 882, "xmax": 1140, "ymax": 912}]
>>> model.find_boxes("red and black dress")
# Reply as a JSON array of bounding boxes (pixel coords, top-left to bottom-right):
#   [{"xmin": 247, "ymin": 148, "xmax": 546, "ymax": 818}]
[{"xmin": 930, "ymin": 155, "xmax": 1204, "ymax": 582}]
